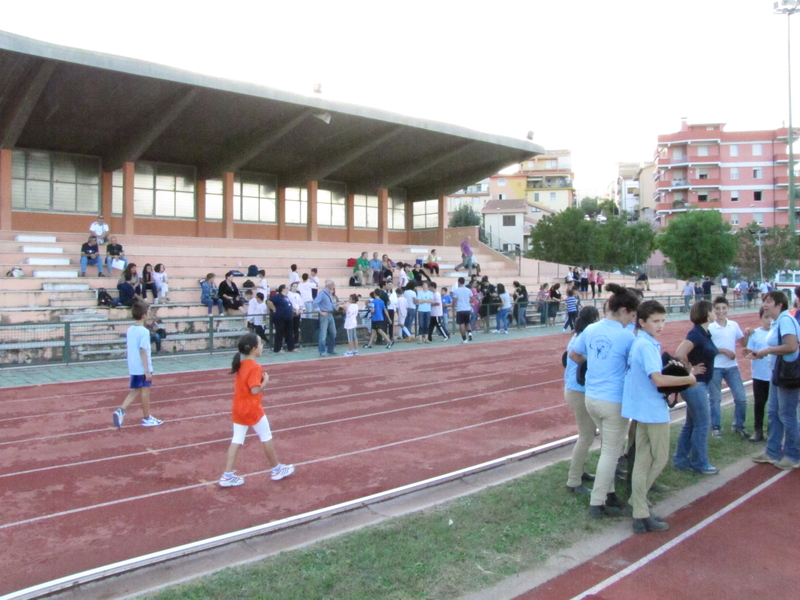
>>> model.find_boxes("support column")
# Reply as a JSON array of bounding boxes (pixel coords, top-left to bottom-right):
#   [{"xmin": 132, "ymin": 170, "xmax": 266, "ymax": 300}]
[
  {"xmin": 122, "ymin": 161, "xmax": 135, "ymax": 235},
  {"xmin": 0, "ymin": 149, "xmax": 12, "ymax": 231},
  {"xmin": 377, "ymin": 188, "xmax": 389, "ymax": 245},
  {"xmin": 277, "ymin": 187, "xmax": 286, "ymax": 240},
  {"xmin": 195, "ymin": 179, "xmax": 206, "ymax": 238},
  {"xmin": 222, "ymin": 172, "xmax": 234, "ymax": 239},
  {"xmin": 346, "ymin": 193, "xmax": 355, "ymax": 242},
  {"xmin": 306, "ymin": 180, "xmax": 318, "ymax": 242},
  {"xmin": 406, "ymin": 199, "xmax": 415, "ymax": 245},
  {"xmin": 100, "ymin": 172, "xmax": 112, "ymax": 221},
  {"xmin": 437, "ymin": 195, "xmax": 446, "ymax": 245}
]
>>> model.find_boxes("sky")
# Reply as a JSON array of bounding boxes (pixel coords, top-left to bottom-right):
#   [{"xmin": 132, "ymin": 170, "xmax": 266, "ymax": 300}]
[{"xmin": 2, "ymin": 0, "xmax": 798, "ymax": 198}]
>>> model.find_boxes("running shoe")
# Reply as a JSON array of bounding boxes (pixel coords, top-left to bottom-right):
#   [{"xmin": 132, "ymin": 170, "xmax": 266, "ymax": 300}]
[
  {"xmin": 271, "ymin": 464, "xmax": 295, "ymax": 481},
  {"xmin": 344, "ymin": 350, "xmax": 354, "ymax": 357},
  {"xmin": 774, "ymin": 457, "xmax": 800, "ymax": 470},
  {"xmin": 142, "ymin": 415, "xmax": 163, "ymax": 427},
  {"xmin": 492, "ymin": 330, "xmax": 501, "ymax": 333},
  {"xmin": 386, "ymin": 342, "xmax": 394, "ymax": 349},
  {"xmin": 461, "ymin": 339, "xmax": 470, "ymax": 344},
  {"xmin": 711, "ymin": 428, "xmax": 722, "ymax": 438},
  {"xmin": 113, "ymin": 408, "xmax": 125, "ymax": 428},
  {"xmin": 363, "ymin": 344, "xmax": 373, "ymax": 349},
  {"xmin": 219, "ymin": 473, "xmax": 245, "ymax": 487},
  {"xmin": 468, "ymin": 332, "xmax": 473, "ymax": 341}
]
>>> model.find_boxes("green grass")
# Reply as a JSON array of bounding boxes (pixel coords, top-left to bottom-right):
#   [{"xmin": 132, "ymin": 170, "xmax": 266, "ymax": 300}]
[{"xmin": 147, "ymin": 405, "xmax": 757, "ymax": 600}]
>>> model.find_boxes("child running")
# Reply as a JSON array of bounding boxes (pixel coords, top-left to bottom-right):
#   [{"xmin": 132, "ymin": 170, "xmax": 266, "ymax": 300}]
[
  {"xmin": 219, "ymin": 333, "xmax": 295, "ymax": 487},
  {"xmin": 344, "ymin": 294, "xmax": 361, "ymax": 357},
  {"xmin": 112, "ymin": 301, "xmax": 163, "ymax": 428}
]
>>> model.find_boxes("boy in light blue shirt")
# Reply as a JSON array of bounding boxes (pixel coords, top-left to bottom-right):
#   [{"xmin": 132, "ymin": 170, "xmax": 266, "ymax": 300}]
[{"xmin": 622, "ymin": 301, "xmax": 696, "ymax": 534}]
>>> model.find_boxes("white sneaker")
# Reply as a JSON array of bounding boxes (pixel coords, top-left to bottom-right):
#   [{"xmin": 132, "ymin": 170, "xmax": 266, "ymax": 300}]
[
  {"xmin": 492, "ymin": 330, "xmax": 501, "ymax": 334},
  {"xmin": 502, "ymin": 331, "xmax": 508, "ymax": 334},
  {"xmin": 219, "ymin": 473, "xmax": 245, "ymax": 487},
  {"xmin": 112, "ymin": 408, "xmax": 125, "ymax": 428},
  {"xmin": 271, "ymin": 464, "xmax": 295, "ymax": 481},
  {"xmin": 344, "ymin": 350, "xmax": 354, "ymax": 357},
  {"xmin": 461, "ymin": 339, "xmax": 470, "ymax": 344},
  {"xmin": 142, "ymin": 415, "xmax": 163, "ymax": 427},
  {"xmin": 468, "ymin": 332, "xmax": 473, "ymax": 341}
]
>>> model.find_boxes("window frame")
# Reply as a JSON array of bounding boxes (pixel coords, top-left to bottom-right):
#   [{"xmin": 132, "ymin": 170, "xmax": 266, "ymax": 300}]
[
  {"xmin": 353, "ymin": 194, "xmax": 379, "ymax": 229},
  {"xmin": 12, "ymin": 149, "xmax": 101, "ymax": 215},
  {"xmin": 412, "ymin": 199, "xmax": 440, "ymax": 230}
]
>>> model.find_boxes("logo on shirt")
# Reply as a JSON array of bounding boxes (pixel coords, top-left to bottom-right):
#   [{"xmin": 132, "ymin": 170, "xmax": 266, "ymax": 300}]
[{"xmin": 590, "ymin": 336, "xmax": 612, "ymax": 360}]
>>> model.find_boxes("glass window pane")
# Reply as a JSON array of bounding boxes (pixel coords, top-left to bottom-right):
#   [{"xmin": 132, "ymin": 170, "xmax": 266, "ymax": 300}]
[
  {"xmin": 318, "ymin": 189, "xmax": 332, "ymax": 204},
  {"xmin": 11, "ymin": 178, "xmax": 25, "ymax": 208},
  {"xmin": 242, "ymin": 196, "xmax": 259, "ymax": 221},
  {"xmin": 175, "ymin": 192, "xmax": 195, "ymax": 218},
  {"xmin": 134, "ymin": 188, "xmax": 154, "ymax": 215},
  {"xmin": 175, "ymin": 170, "xmax": 195, "ymax": 193},
  {"xmin": 26, "ymin": 180, "xmax": 50, "ymax": 210},
  {"xmin": 76, "ymin": 156, "xmax": 100, "ymax": 184},
  {"xmin": 156, "ymin": 171, "xmax": 176, "ymax": 191},
  {"xmin": 318, "ymin": 205, "xmax": 331, "ymax": 226},
  {"xmin": 426, "ymin": 199, "xmax": 438, "ymax": 213},
  {"xmin": 412, "ymin": 215, "xmax": 426, "ymax": 229},
  {"xmin": 76, "ymin": 184, "xmax": 99, "ymax": 212},
  {"xmin": 112, "ymin": 169, "xmax": 123, "ymax": 188},
  {"xmin": 426, "ymin": 214, "xmax": 439, "ymax": 229},
  {"xmin": 206, "ymin": 194, "xmax": 223, "ymax": 220},
  {"xmin": 367, "ymin": 207, "xmax": 378, "ymax": 228},
  {"xmin": 232, "ymin": 195, "xmax": 241, "ymax": 220},
  {"xmin": 260, "ymin": 198, "xmax": 276, "ymax": 223},
  {"xmin": 134, "ymin": 163, "xmax": 154, "ymax": 188},
  {"xmin": 112, "ymin": 186, "xmax": 123, "ymax": 215},
  {"xmin": 155, "ymin": 190, "xmax": 175, "ymax": 217},
  {"xmin": 367, "ymin": 195, "xmax": 378, "ymax": 208},
  {"xmin": 27, "ymin": 152, "xmax": 51, "ymax": 180},
  {"xmin": 286, "ymin": 187, "xmax": 300, "ymax": 201},
  {"xmin": 260, "ymin": 182, "xmax": 276, "ymax": 198},
  {"xmin": 11, "ymin": 150, "xmax": 25, "ymax": 179},
  {"xmin": 285, "ymin": 200, "xmax": 301, "ymax": 223},
  {"xmin": 206, "ymin": 178, "xmax": 223, "ymax": 195},
  {"xmin": 332, "ymin": 203, "xmax": 346, "ymax": 227},
  {"xmin": 52, "ymin": 183, "xmax": 76, "ymax": 212},
  {"xmin": 354, "ymin": 205, "xmax": 367, "ymax": 228},
  {"xmin": 242, "ymin": 182, "xmax": 260, "ymax": 198},
  {"xmin": 53, "ymin": 155, "xmax": 76, "ymax": 183}
]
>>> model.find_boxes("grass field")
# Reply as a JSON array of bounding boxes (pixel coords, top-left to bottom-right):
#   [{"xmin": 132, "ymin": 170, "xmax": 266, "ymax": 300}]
[{"xmin": 146, "ymin": 405, "xmax": 758, "ymax": 600}]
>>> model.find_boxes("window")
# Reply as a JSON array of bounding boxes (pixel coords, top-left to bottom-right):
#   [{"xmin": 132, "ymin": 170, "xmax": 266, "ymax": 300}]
[
  {"xmin": 234, "ymin": 173, "xmax": 277, "ymax": 223},
  {"xmin": 412, "ymin": 199, "xmax": 439, "ymax": 229},
  {"xmin": 498, "ymin": 193, "xmax": 505, "ymax": 200},
  {"xmin": 205, "ymin": 178, "xmax": 223, "ymax": 220},
  {"xmin": 674, "ymin": 192, "xmax": 684, "ymax": 201},
  {"xmin": 753, "ymin": 168, "xmax": 763, "ymax": 179},
  {"xmin": 730, "ymin": 213, "xmax": 739, "ymax": 225},
  {"xmin": 550, "ymin": 192, "xmax": 556, "ymax": 202},
  {"xmin": 730, "ymin": 144, "xmax": 738, "ymax": 157},
  {"xmin": 545, "ymin": 159, "xmax": 557, "ymax": 169},
  {"xmin": 497, "ymin": 178, "xmax": 506, "ymax": 186},
  {"xmin": 534, "ymin": 192, "xmax": 540, "ymax": 202},
  {"xmin": 753, "ymin": 143, "xmax": 763, "ymax": 156},
  {"xmin": 698, "ymin": 192, "xmax": 709, "ymax": 202},
  {"xmin": 754, "ymin": 191, "xmax": 763, "ymax": 202},
  {"xmin": 502, "ymin": 215, "xmax": 516, "ymax": 226},
  {"xmin": 698, "ymin": 168, "xmax": 709, "ymax": 180},
  {"xmin": 730, "ymin": 167, "xmax": 739, "ymax": 180},
  {"xmin": 754, "ymin": 212, "xmax": 764, "ymax": 225},
  {"xmin": 353, "ymin": 194, "xmax": 378, "ymax": 228},
  {"xmin": 388, "ymin": 192, "xmax": 406, "ymax": 230},
  {"xmin": 285, "ymin": 187, "xmax": 308, "ymax": 224},
  {"xmin": 130, "ymin": 162, "xmax": 195, "ymax": 218},
  {"xmin": 731, "ymin": 190, "xmax": 740, "ymax": 202},
  {"xmin": 12, "ymin": 150, "xmax": 100, "ymax": 214},
  {"xmin": 698, "ymin": 145, "xmax": 709, "ymax": 157},
  {"xmin": 111, "ymin": 170, "xmax": 123, "ymax": 215},
  {"xmin": 673, "ymin": 147, "xmax": 684, "ymax": 159},
  {"xmin": 316, "ymin": 182, "xmax": 346, "ymax": 227}
]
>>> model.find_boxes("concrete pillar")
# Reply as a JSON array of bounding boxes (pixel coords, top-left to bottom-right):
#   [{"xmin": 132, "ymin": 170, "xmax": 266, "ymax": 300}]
[
  {"xmin": 306, "ymin": 180, "xmax": 318, "ymax": 242},
  {"xmin": 222, "ymin": 172, "xmax": 234, "ymax": 239},
  {"xmin": 346, "ymin": 193, "xmax": 355, "ymax": 242},
  {"xmin": 378, "ymin": 188, "xmax": 389, "ymax": 245},
  {"xmin": 196, "ymin": 179, "xmax": 206, "ymax": 238},
  {"xmin": 405, "ymin": 199, "xmax": 414, "ymax": 244},
  {"xmin": 122, "ymin": 161, "xmax": 135, "ymax": 235},
  {"xmin": 438, "ymin": 195, "xmax": 446, "ymax": 245},
  {"xmin": 100, "ymin": 172, "xmax": 112, "ymax": 221},
  {"xmin": 277, "ymin": 187, "xmax": 286, "ymax": 240},
  {"xmin": 0, "ymin": 149, "xmax": 12, "ymax": 231}
]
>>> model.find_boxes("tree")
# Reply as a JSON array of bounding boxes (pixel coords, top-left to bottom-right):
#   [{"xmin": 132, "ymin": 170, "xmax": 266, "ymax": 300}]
[
  {"xmin": 656, "ymin": 211, "xmax": 737, "ymax": 279},
  {"xmin": 526, "ymin": 207, "xmax": 595, "ymax": 266},
  {"xmin": 592, "ymin": 215, "xmax": 656, "ymax": 272},
  {"xmin": 448, "ymin": 204, "xmax": 481, "ymax": 228},
  {"xmin": 579, "ymin": 197, "xmax": 600, "ymax": 217},
  {"xmin": 734, "ymin": 226, "xmax": 798, "ymax": 280}
]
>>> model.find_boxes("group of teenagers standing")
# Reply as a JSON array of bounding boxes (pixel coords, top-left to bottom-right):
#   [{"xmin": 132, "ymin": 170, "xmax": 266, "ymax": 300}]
[{"xmin": 563, "ymin": 284, "xmax": 800, "ymax": 535}]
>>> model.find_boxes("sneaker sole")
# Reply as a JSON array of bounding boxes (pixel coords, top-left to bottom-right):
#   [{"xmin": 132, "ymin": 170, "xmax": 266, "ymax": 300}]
[
  {"xmin": 271, "ymin": 465, "xmax": 295, "ymax": 481},
  {"xmin": 142, "ymin": 420, "xmax": 163, "ymax": 427},
  {"xmin": 112, "ymin": 412, "xmax": 123, "ymax": 428},
  {"xmin": 219, "ymin": 479, "xmax": 245, "ymax": 487}
]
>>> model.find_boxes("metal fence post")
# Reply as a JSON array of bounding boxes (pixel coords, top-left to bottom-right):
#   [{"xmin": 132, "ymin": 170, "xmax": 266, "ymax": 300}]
[
  {"xmin": 64, "ymin": 322, "xmax": 71, "ymax": 364},
  {"xmin": 208, "ymin": 316, "xmax": 214, "ymax": 354}
]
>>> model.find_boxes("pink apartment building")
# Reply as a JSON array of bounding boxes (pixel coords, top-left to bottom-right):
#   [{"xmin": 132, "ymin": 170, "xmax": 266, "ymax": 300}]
[{"xmin": 655, "ymin": 120, "xmax": 795, "ymax": 230}]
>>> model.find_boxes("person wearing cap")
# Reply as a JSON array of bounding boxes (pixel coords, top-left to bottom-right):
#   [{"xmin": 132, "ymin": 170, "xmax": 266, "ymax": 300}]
[{"xmin": 89, "ymin": 215, "xmax": 110, "ymax": 244}]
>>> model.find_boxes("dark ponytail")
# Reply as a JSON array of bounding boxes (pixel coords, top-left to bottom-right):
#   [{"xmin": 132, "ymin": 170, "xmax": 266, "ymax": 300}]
[
  {"xmin": 230, "ymin": 332, "xmax": 261, "ymax": 374},
  {"xmin": 574, "ymin": 306, "xmax": 600, "ymax": 335},
  {"xmin": 605, "ymin": 283, "xmax": 640, "ymax": 314}
]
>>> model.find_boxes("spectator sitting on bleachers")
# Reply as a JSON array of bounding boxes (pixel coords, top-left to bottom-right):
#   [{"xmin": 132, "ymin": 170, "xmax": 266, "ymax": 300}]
[
  {"xmin": 424, "ymin": 249, "xmax": 440, "ymax": 276},
  {"xmin": 116, "ymin": 263, "xmax": 142, "ymax": 308},
  {"xmin": 200, "ymin": 273, "xmax": 224, "ymax": 315},
  {"xmin": 153, "ymin": 263, "xmax": 170, "ymax": 303},
  {"xmin": 353, "ymin": 252, "xmax": 369, "ymax": 286},
  {"xmin": 89, "ymin": 214, "xmax": 109, "ymax": 244},
  {"xmin": 105, "ymin": 236, "xmax": 128, "ymax": 273},
  {"xmin": 381, "ymin": 254, "xmax": 394, "ymax": 283},
  {"xmin": 118, "ymin": 263, "xmax": 140, "ymax": 288},
  {"xmin": 219, "ymin": 271, "xmax": 246, "ymax": 314},
  {"xmin": 369, "ymin": 252, "xmax": 383, "ymax": 286},
  {"xmin": 80, "ymin": 235, "xmax": 105, "ymax": 277}
]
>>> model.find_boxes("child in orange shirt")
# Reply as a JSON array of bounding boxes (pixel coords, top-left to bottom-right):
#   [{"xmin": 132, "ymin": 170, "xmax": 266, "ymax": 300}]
[{"xmin": 218, "ymin": 333, "xmax": 295, "ymax": 487}]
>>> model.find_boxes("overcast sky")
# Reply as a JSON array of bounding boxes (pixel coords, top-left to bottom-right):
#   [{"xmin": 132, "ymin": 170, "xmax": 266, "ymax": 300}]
[{"xmin": 2, "ymin": 0, "xmax": 797, "ymax": 198}]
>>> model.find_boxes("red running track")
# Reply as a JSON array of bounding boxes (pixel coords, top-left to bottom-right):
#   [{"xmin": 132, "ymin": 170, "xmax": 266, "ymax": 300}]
[{"xmin": 0, "ymin": 316, "xmax": 759, "ymax": 596}]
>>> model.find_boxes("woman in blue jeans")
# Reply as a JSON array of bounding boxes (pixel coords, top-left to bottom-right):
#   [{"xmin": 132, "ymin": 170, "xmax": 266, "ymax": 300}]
[
  {"xmin": 200, "ymin": 273, "xmax": 224, "ymax": 315},
  {"xmin": 494, "ymin": 283, "xmax": 511, "ymax": 333},
  {"xmin": 673, "ymin": 300, "xmax": 718, "ymax": 475}
]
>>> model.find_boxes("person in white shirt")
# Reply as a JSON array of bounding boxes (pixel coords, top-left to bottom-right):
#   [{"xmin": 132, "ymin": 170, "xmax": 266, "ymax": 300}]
[
  {"xmin": 343, "ymin": 294, "xmax": 361, "ymax": 357},
  {"xmin": 743, "ymin": 308, "xmax": 773, "ymax": 442},
  {"xmin": 427, "ymin": 282, "xmax": 449, "ymax": 341},
  {"xmin": 256, "ymin": 269, "xmax": 270, "ymax": 297},
  {"xmin": 89, "ymin": 215, "xmax": 110, "ymax": 244},
  {"xmin": 395, "ymin": 292, "xmax": 411, "ymax": 340},
  {"xmin": 720, "ymin": 276, "xmax": 729, "ymax": 296},
  {"xmin": 152, "ymin": 263, "xmax": 170, "ymax": 303},
  {"xmin": 288, "ymin": 264, "xmax": 301, "ymax": 287},
  {"xmin": 246, "ymin": 291, "xmax": 269, "ymax": 343},
  {"xmin": 287, "ymin": 282, "xmax": 304, "ymax": 343},
  {"xmin": 297, "ymin": 273, "xmax": 315, "ymax": 317},
  {"xmin": 396, "ymin": 263, "xmax": 409, "ymax": 289},
  {"xmin": 708, "ymin": 296, "xmax": 749, "ymax": 438},
  {"xmin": 384, "ymin": 282, "xmax": 398, "ymax": 341}
]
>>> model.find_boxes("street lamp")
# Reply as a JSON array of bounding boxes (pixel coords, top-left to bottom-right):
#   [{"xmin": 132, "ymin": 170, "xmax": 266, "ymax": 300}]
[
  {"xmin": 775, "ymin": 0, "xmax": 800, "ymax": 236},
  {"xmin": 750, "ymin": 227, "xmax": 768, "ymax": 282}
]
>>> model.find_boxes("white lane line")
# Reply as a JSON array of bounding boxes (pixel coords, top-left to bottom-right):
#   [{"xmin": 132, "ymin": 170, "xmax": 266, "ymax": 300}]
[
  {"xmin": 0, "ymin": 404, "xmax": 561, "ymax": 531},
  {"xmin": 0, "ymin": 381, "xmax": 563, "ymax": 478},
  {"xmin": 569, "ymin": 469, "xmax": 791, "ymax": 600}
]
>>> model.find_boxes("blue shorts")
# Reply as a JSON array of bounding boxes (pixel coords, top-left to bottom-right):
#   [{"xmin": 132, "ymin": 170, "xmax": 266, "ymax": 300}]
[{"xmin": 130, "ymin": 374, "xmax": 152, "ymax": 389}]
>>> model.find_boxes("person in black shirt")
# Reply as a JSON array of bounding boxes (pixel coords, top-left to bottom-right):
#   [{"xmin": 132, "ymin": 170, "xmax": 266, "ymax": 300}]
[
  {"xmin": 105, "ymin": 236, "xmax": 128, "ymax": 273},
  {"xmin": 80, "ymin": 235, "xmax": 104, "ymax": 277},
  {"xmin": 701, "ymin": 276, "xmax": 713, "ymax": 301},
  {"xmin": 267, "ymin": 284, "xmax": 298, "ymax": 353},
  {"xmin": 513, "ymin": 281, "xmax": 529, "ymax": 328},
  {"xmin": 218, "ymin": 271, "xmax": 245, "ymax": 314}
]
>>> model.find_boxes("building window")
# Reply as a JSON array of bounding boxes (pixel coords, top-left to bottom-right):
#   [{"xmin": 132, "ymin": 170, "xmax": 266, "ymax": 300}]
[
  {"xmin": 412, "ymin": 199, "xmax": 439, "ymax": 229},
  {"xmin": 753, "ymin": 143, "xmax": 763, "ymax": 156},
  {"xmin": 730, "ymin": 167, "xmax": 739, "ymax": 180},
  {"xmin": 698, "ymin": 168, "xmax": 709, "ymax": 179},
  {"xmin": 205, "ymin": 178, "xmax": 223, "ymax": 220},
  {"xmin": 502, "ymin": 215, "xmax": 516, "ymax": 226},
  {"xmin": 674, "ymin": 192, "xmax": 684, "ymax": 201},
  {"xmin": 388, "ymin": 192, "xmax": 406, "ymax": 230},
  {"xmin": 753, "ymin": 168, "xmax": 763, "ymax": 179},
  {"xmin": 12, "ymin": 150, "xmax": 100, "ymax": 214},
  {"xmin": 497, "ymin": 178, "xmax": 506, "ymax": 186},
  {"xmin": 545, "ymin": 159, "xmax": 557, "ymax": 169},
  {"xmin": 534, "ymin": 192, "xmax": 540, "ymax": 202},
  {"xmin": 353, "ymin": 194, "xmax": 378, "ymax": 228},
  {"xmin": 234, "ymin": 173, "xmax": 277, "ymax": 223},
  {"xmin": 673, "ymin": 147, "xmax": 684, "ymax": 159},
  {"xmin": 731, "ymin": 213, "xmax": 739, "ymax": 225},
  {"xmin": 698, "ymin": 192, "xmax": 709, "ymax": 202},
  {"xmin": 698, "ymin": 145, "xmax": 709, "ymax": 157},
  {"xmin": 549, "ymin": 192, "xmax": 556, "ymax": 202},
  {"xmin": 498, "ymin": 193, "xmax": 505, "ymax": 200},
  {"xmin": 754, "ymin": 212, "xmax": 764, "ymax": 225},
  {"xmin": 132, "ymin": 162, "xmax": 195, "ymax": 218},
  {"xmin": 731, "ymin": 190, "xmax": 740, "ymax": 202},
  {"xmin": 730, "ymin": 144, "xmax": 738, "ymax": 157},
  {"xmin": 285, "ymin": 187, "xmax": 308, "ymax": 224},
  {"xmin": 317, "ymin": 182, "xmax": 346, "ymax": 227},
  {"xmin": 754, "ymin": 190, "xmax": 763, "ymax": 202}
]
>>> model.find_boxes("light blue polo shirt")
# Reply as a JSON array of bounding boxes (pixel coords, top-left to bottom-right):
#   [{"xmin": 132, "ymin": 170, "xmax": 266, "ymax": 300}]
[
  {"xmin": 621, "ymin": 330, "xmax": 669, "ymax": 423},
  {"xmin": 564, "ymin": 334, "xmax": 585, "ymax": 393},
  {"xmin": 746, "ymin": 327, "xmax": 772, "ymax": 381},
  {"xmin": 766, "ymin": 310, "xmax": 800, "ymax": 366},
  {"xmin": 416, "ymin": 290, "xmax": 434, "ymax": 313},
  {"xmin": 572, "ymin": 318, "xmax": 635, "ymax": 403}
]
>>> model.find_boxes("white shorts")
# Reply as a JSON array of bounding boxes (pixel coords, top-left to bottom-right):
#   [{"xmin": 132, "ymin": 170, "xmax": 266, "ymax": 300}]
[{"xmin": 232, "ymin": 414, "xmax": 272, "ymax": 444}]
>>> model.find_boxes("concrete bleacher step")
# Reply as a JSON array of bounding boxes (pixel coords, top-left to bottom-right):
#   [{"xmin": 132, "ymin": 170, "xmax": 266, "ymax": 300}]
[
  {"xmin": 42, "ymin": 282, "xmax": 91, "ymax": 292},
  {"xmin": 15, "ymin": 235, "xmax": 57, "ymax": 243},
  {"xmin": 59, "ymin": 312, "xmax": 108, "ymax": 322},
  {"xmin": 22, "ymin": 246, "xmax": 64, "ymax": 254},
  {"xmin": 34, "ymin": 270, "xmax": 78, "ymax": 278},
  {"xmin": 26, "ymin": 257, "xmax": 71, "ymax": 266}
]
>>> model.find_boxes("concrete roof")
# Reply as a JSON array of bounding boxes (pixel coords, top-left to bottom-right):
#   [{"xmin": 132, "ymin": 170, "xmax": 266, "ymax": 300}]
[
  {"xmin": 0, "ymin": 30, "xmax": 543, "ymax": 201},
  {"xmin": 482, "ymin": 199, "xmax": 529, "ymax": 213}
]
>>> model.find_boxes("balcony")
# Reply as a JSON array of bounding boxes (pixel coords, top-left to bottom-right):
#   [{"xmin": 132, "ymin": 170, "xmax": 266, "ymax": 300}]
[
  {"xmin": 687, "ymin": 156, "xmax": 722, "ymax": 165},
  {"xmin": 526, "ymin": 178, "xmax": 573, "ymax": 189},
  {"xmin": 775, "ymin": 175, "xmax": 791, "ymax": 186},
  {"xmin": 689, "ymin": 178, "xmax": 721, "ymax": 187},
  {"xmin": 775, "ymin": 153, "xmax": 789, "ymax": 162}
]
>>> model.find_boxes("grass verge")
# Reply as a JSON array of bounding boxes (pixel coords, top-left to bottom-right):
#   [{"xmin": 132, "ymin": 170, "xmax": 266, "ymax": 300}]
[{"xmin": 146, "ymin": 405, "xmax": 758, "ymax": 600}]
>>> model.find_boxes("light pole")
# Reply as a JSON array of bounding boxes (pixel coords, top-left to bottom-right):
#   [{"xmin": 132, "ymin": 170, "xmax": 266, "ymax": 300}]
[
  {"xmin": 750, "ymin": 227, "xmax": 768, "ymax": 282},
  {"xmin": 775, "ymin": 0, "xmax": 800, "ymax": 236}
]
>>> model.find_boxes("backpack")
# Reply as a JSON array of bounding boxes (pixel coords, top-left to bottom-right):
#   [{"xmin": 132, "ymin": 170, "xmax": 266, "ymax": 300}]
[
  {"xmin": 97, "ymin": 289, "xmax": 115, "ymax": 307},
  {"xmin": 6, "ymin": 267, "xmax": 23, "ymax": 277},
  {"xmin": 229, "ymin": 269, "xmax": 244, "ymax": 277},
  {"xmin": 349, "ymin": 275, "xmax": 360, "ymax": 286},
  {"xmin": 242, "ymin": 279, "xmax": 255, "ymax": 289},
  {"xmin": 247, "ymin": 265, "xmax": 259, "ymax": 277}
]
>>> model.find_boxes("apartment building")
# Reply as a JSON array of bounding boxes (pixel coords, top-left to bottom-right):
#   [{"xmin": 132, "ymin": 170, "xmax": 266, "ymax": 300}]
[
  {"xmin": 615, "ymin": 162, "xmax": 640, "ymax": 214},
  {"xmin": 655, "ymin": 119, "xmax": 795, "ymax": 230}
]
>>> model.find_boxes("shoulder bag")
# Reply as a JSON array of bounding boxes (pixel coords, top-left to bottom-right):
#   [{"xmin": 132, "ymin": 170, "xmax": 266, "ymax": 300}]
[{"xmin": 771, "ymin": 322, "xmax": 800, "ymax": 390}]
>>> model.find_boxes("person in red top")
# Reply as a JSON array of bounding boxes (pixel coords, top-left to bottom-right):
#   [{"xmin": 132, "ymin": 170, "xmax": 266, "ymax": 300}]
[{"xmin": 218, "ymin": 333, "xmax": 295, "ymax": 487}]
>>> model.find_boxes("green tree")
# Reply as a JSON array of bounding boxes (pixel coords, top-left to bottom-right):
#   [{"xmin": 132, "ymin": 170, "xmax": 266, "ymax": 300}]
[
  {"xmin": 526, "ymin": 207, "xmax": 595, "ymax": 266},
  {"xmin": 734, "ymin": 226, "xmax": 798, "ymax": 280},
  {"xmin": 579, "ymin": 197, "xmax": 600, "ymax": 217},
  {"xmin": 593, "ymin": 216, "xmax": 656, "ymax": 272},
  {"xmin": 656, "ymin": 211, "xmax": 737, "ymax": 279},
  {"xmin": 448, "ymin": 204, "xmax": 481, "ymax": 228}
]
